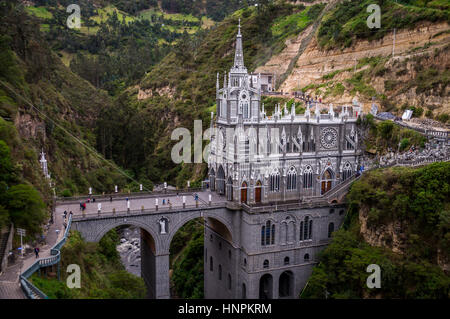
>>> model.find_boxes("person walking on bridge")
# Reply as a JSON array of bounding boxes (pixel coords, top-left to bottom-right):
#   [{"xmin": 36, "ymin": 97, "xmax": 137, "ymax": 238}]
[{"xmin": 34, "ymin": 247, "xmax": 39, "ymax": 258}]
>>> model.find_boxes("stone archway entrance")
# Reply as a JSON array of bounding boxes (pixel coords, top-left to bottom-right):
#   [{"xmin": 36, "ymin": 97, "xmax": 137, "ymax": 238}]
[
  {"xmin": 321, "ymin": 168, "xmax": 334, "ymax": 195},
  {"xmin": 259, "ymin": 274, "xmax": 273, "ymax": 299},
  {"xmin": 241, "ymin": 182, "xmax": 247, "ymax": 204},
  {"xmin": 279, "ymin": 271, "xmax": 294, "ymax": 298},
  {"xmin": 255, "ymin": 180, "xmax": 262, "ymax": 203}
]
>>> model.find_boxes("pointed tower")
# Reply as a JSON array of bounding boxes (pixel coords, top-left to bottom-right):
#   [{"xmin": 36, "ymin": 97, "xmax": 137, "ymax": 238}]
[{"xmin": 233, "ymin": 18, "xmax": 245, "ymax": 69}]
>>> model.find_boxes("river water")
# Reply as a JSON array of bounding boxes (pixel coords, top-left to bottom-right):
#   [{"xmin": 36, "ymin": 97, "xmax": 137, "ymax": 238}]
[{"xmin": 116, "ymin": 226, "xmax": 141, "ymax": 276}]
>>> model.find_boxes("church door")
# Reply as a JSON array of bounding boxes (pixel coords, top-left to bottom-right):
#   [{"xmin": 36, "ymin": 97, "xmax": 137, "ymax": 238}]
[
  {"xmin": 255, "ymin": 181, "xmax": 262, "ymax": 203},
  {"xmin": 321, "ymin": 169, "xmax": 333, "ymax": 195},
  {"xmin": 241, "ymin": 182, "xmax": 248, "ymax": 204}
]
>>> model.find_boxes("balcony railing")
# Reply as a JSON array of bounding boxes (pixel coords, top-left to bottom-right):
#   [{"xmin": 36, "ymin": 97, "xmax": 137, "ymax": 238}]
[{"xmin": 20, "ymin": 214, "xmax": 72, "ymax": 299}]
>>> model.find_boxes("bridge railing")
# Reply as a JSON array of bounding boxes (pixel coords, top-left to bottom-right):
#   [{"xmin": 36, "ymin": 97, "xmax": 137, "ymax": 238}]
[
  {"xmin": 55, "ymin": 187, "xmax": 206, "ymax": 204},
  {"xmin": 20, "ymin": 214, "xmax": 72, "ymax": 299},
  {"xmin": 71, "ymin": 202, "xmax": 227, "ymax": 221}
]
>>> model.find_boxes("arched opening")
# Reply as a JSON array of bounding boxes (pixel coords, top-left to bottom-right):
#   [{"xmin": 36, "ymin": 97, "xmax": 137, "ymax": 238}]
[
  {"xmin": 255, "ymin": 180, "xmax": 262, "ymax": 203},
  {"xmin": 328, "ymin": 222, "xmax": 335, "ymax": 238},
  {"xmin": 96, "ymin": 224, "xmax": 156, "ymax": 299},
  {"xmin": 168, "ymin": 215, "xmax": 233, "ymax": 299},
  {"xmin": 226, "ymin": 176, "xmax": 233, "ymax": 201},
  {"xmin": 242, "ymin": 283, "xmax": 247, "ymax": 299},
  {"xmin": 217, "ymin": 165, "xmax": 225, "ymax": 195},
  {"xmin": 284, "ymin": 256, "xmax": 290, "ymax": 265},
  {"xmin": 321, "ymin": 168, "xmax": 334, "ymax": 194},
  {"xmin": 241, "ymin": 181, "xmax": 248, "ymax": 204},
  {"xmin": 279, "ymin": 271, "xmax": 294, "ymax": 298},
  {"xmin": 259, "ymin": 274, "xmax": 273, "ymax": 299},
  {"xmin": 210, "ymin": 168, "xmax": 216, "ymax": 191}
]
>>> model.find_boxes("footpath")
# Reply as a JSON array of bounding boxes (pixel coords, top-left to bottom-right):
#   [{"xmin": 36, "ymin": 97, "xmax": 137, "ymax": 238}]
[{"xmin": 0, "ymin": 209, "xmax": 64, "ymax": 299}]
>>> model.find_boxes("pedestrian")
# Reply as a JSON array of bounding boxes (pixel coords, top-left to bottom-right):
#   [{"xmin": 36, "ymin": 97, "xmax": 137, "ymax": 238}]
[
  {"xmin": 163, "ymin": 199, "xmax": 166, "ymax": 205},
  {"xmin": 79, "ymin": 202, "xmax": 82, "ymax": 211},
  {"xmin": 93, "ymin": 198, "xmax": 96, "ymax": 203},
  {"xmin": 110, "ymin": 196, "xmax": 113, "ymax": 202},
  {"xmin": 167, "ymin": 199, "xmax": 170, "ymax": 205},
  {"xmin": 34, "ymin": 247, "xmax": 39, "ymax": 258}
]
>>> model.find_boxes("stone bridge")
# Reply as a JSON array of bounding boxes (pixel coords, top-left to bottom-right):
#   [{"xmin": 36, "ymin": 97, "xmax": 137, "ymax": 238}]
[
  {"xmin": 56, "ymin": 190, "xmax": 237, "ymax": 298},
  {"xmin": 55, "ymin": 178, "xmax": 358, "ymax": 299}
]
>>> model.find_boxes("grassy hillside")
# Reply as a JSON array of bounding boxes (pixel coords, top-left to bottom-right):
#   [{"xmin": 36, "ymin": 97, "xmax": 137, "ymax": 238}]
[
  {"xmin": 303, "ymin": 162, "xmax": 450, "ymax": 299},
  {"xmin": 95, "ymin": 2, "xmax": 324, "ymax": 188},
  {"xmin": 0, "ymin": 2, "xmax": 129, "ymax": 200},
  {"xmin": 318, "ymin": 0, "xmax": 450, "ymax": 49}
]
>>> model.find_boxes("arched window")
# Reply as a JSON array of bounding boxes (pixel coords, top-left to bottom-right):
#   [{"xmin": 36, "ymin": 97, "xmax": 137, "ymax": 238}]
[
  {"xmin": 303, "ymin": 165, "xmax": 313, "ymax": 189},
  {"xmin": 284, "ymin": 256, "xmax": 290, "ymax": 265},
  {"xmin": 218, "ymin": 265, "xmax": 222, "ymax": 280},
  {"xmin": 329, "ymin": 209, "xmax": 335, "ymax": 214},
  {"xmin": 210, "ymin": 257, "xmax": 213, "ymax": 271},
  {"xmin": 309, "ymin": 219, "xmax": 313, "ymax": 239},
  {"xmin": 300, "ymin": 216, "xmax": 312, "ymax": 240},
  {"xmin": 261, "ymin": 225, "xmax": 265, "ymax": 246},
  {"xmin": 227, "ymin": 274, "xmax": 232, "ymax": 290},
  {"xmin": 262, "ymin": 221, "xmax": 275, "ymax": 245},
  {"xmin": 346, "ymin": 128, "xmax": 356, "ymax": 150},
  {"xmin": 271, "ymin": 223, "xmax": 275, "ymax": 245},
  {"xmin": 242, "ymin": 283, "xmax": 247, "ymax": 299},
  {"xmin": 210, "ymin": 234, "xmax": 213, "ymax": 242},
  {"xmin": 228, "ymin": 250, "xmax": 232, "ymax": 259},
  {"xmin": 217, "ymin": 165, "xmax": 225, "ymax": 195},
  {"xmin": 287, "ymin": 166, "xmax": 297, "ymax": 191},
  {"xmin": 270, "ymin": 170, "xmax": 280, "ymax": 192},
  {"xmin": 304, "ymin": 253, "xmax": 310, "ymax": 261},
  {"xmin": 244, "ymin": 258, "xmax": 247, "ymax": 267},
  {"xmin": 219, "ymin": 242, "xmax": 222, "ymax": 250},
  {"xmin": 339, "ymin": 209, "xmax": 344, "ymax": 215},
  {"xmin": 263, "ymin": 260, "xmax": 269, "ymax": 269},
  {"xmin": 299, "ymin": 221, "xmax": 303, "ymax": 241},
  {"xmin": 328, "ymin": 222, "xmax": 335, "ymax": 238},
  {"xmin": 342, "ymin": 162, "xmax": 352, "ymax": 181},
  {"xmin": 304, "ymin": 216, "xmax": 309, "ymax": 240}
]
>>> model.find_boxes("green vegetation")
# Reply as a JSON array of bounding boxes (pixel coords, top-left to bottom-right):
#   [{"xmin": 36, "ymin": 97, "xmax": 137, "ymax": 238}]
[
  {"xmin": 303, "ymin": 162, "xmax": 450, "ymax": 299},
  {"xmin": 171, "ymin": 220, "xmax": 204, "ymax": 298},
  {"xmin": 31, "ymin": 230, "xmax": 147, "ymax": 298},
  {"xmin": 271, "ymin": 3, "xmax": 325, "ymax": 49},
  {"xmin": 0, "ymin": 3, "xmax": 130, "ymax": 198},
  {"xmin": 318, "ymin": 0, "xmax": 449, "ymax": 49},
  {"xmin": 361, "ymin": 114, "xmax": 426, "ymax": 152}
]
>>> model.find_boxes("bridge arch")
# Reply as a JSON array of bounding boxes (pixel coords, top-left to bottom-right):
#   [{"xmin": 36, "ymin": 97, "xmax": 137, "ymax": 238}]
[
  {"xmin": 165, "ymin": 211, "xmax": 234, "ymax": 252},
  {"xmin": 94, "ymin": 219, "xmax": 159, "ymax": 247}
]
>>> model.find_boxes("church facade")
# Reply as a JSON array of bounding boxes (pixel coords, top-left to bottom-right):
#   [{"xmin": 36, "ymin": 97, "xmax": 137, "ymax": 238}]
[{"xmin": 204, "ymin": 22, "xmax": 363, "ymax": 299}]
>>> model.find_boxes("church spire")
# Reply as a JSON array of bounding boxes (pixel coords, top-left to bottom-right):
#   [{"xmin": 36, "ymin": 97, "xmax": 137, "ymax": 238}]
[{"xmin": 233, "ymin": 18, "xmax": 245, "ymax": 69}]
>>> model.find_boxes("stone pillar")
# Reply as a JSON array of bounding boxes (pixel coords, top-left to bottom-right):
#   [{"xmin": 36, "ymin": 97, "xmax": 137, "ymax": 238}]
[{"xmin": 154, "ymin": 253, "xmax": 170, "ymax": 299}]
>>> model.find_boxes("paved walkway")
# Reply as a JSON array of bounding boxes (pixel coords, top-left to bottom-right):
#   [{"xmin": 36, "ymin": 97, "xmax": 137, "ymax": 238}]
[
  {"xmin": 0, "ymin": 206, "xmax": 64, "ymax": 299},
  {"xmin": 56, "ymin": 191, "xmax": 227, "ymax": 218}
]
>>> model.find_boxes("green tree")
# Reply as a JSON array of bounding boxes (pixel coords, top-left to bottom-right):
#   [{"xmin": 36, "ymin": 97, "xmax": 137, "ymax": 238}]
[{"xmin": 5, "ymin": 184, "xmax": 46, "ymax": 235}]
